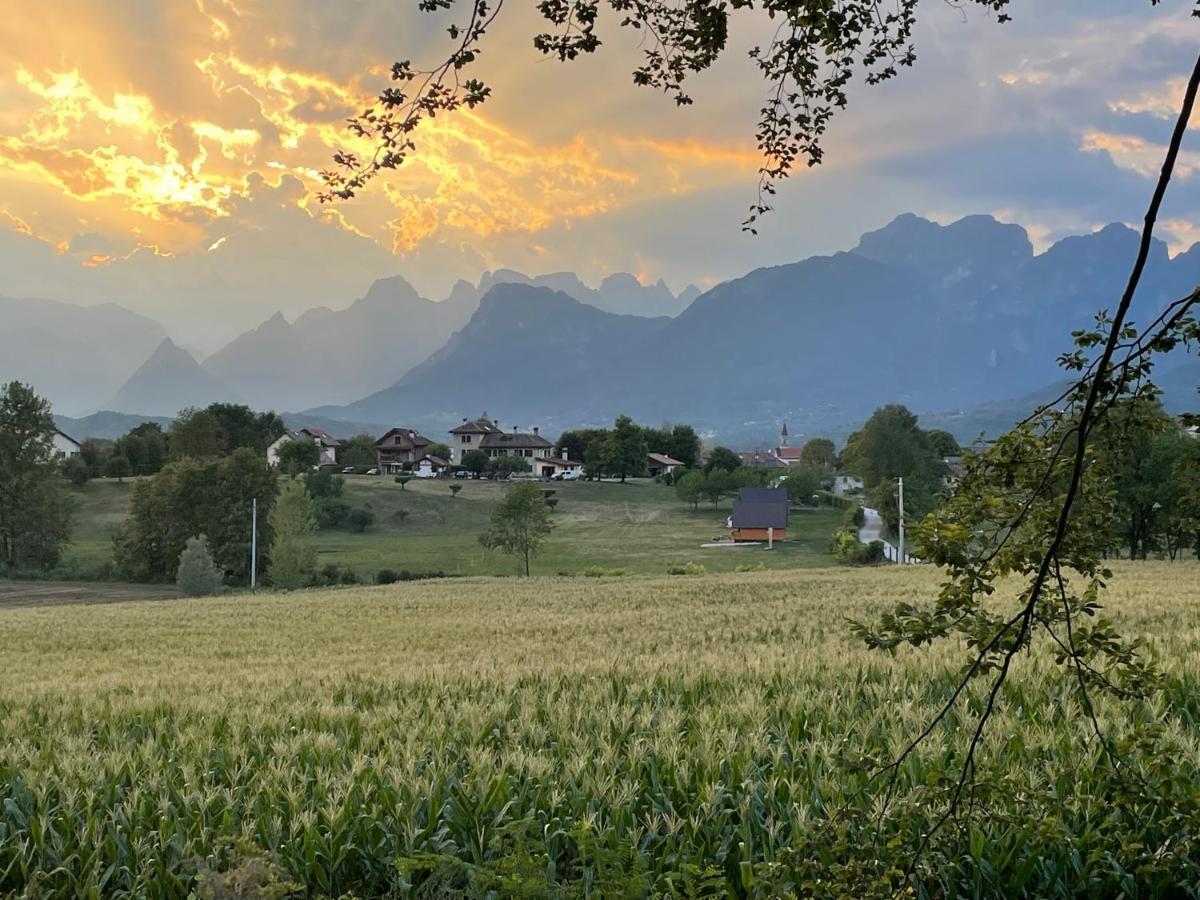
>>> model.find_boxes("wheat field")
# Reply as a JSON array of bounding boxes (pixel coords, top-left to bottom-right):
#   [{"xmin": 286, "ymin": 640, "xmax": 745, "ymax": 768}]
[{"xmin": 2, "ymin": 564, "xmax": 1199, "ymax": 897}]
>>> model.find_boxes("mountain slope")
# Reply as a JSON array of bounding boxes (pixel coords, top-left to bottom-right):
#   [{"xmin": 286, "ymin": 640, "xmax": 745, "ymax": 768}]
[
  {"xmin": 0, "ymin": 296, "xmax": 168, "ymax": 415},
  {"xmin": 319, "ymin": 284, "xmax": 671, "ymax": 429},
  {"xmin": 111, "ymin": 339, "xmax": 239, "ymax": 416}
]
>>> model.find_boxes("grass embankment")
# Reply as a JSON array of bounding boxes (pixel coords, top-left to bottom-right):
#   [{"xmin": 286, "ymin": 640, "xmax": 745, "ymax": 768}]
[
  {"xmin": 60, "ymin": 476, "xmax": 842, "ymax": 578},
  {"xmin": 2, "ymin": 564, "xmax": 1199, "ymax": 896}
]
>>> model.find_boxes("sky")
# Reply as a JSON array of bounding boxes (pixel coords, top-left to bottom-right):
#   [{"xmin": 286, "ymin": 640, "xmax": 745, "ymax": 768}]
[{"xmin": 2, "ymin": 0, "xmax": 1200, "ymax": 349}]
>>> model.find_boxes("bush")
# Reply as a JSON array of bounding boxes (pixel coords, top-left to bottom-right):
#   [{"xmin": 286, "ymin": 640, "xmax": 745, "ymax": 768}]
[
  {"xmin": 843, "ymin": 504, "xmax": 865, "ymax": 528},
  {"xmin": 62, "ymin": 456, "xmax": 91, "ymax": 486},
  {"xmin": 667, "ymin": 563, "xmax": 706, "ymax": 576},
  {"xmin": 376, "ymin": 568, "xmax": 399, "ymax": 585},
  {"xmin": 176, "ymin": 535, "xmax": 224, "ymax": 597},
  {"xmin": 734, "ymin": 562, "xmax": 767, "ymax": 573},
  {"xmin": 831, "ymin": 529, "xmax": 885, "ymax": 565},
  {"xmin": 347, "ymin": 507, "xmax": 375, "ymax": 533},
  {"xmin": 583, "ymin": 565, "xmax": 627, "ymax": 577},
  {"xmin": 304, "ymin": 469, "xmax": 344, "ymax": 501},
  {"xmin": 315, "ymin": 498, "xmax": 351, "ymax": 528}
]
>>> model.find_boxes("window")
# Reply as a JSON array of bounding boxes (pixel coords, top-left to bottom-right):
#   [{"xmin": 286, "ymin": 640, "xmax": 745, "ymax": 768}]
[{"xmin": 462, "ymin": 435, "xmax": 472, "ymax": 443}]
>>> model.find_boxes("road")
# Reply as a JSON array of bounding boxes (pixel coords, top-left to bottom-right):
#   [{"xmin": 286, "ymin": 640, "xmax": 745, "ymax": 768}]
[{"xmin": 858, "ymin": 507, "xmax": 919, "ymax": 564}]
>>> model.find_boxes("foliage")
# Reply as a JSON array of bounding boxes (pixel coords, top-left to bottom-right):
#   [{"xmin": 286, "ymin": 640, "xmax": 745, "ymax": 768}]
[
  {"xmin": 674, "ymin": 470, "xmax": 705, "ymax": 510},
  {"xmin": 830, "ymin": 529, "xmax": 885, "ymax": 565},
  {"xmin": 207, "ymin": 404, "xmax": 285, "ymax": 456},
  {"xmin": 426, "ymin": 442, "xmax": 452, "ymax": 460},
  {"xmin": 704, "ymin": 446, "xmax": 741, "ymax": 474},
  {"xmin": 303, "ymin": 468, "xmax": 344, "ymax": 501},
  {"xmin": 449, "ymin": 484, "xmax": 463, "ymax": 498},
  {"xmin": 347, "ymin": 507, "xmax": 376, "ymax": 533},
  {"xmin": 79, "ymin": 438, "xmax": 112, "ymax": 479},
  {"xmin": 460, "ymin": 449, "xmax": 489, "ymax": 477},
  {"xmin": 394, "ymin": 474, "xmax": 413, "ymax": 489},
  {"xmin": 782, "ymin": 465, "xmax": 822, "ymax": 505},
  {"xmin": 113, "ymin": 422, "xmax": 167, "ymax": 476},
  {"xmin": 275, "ymin": 437, "xmax": 320, "ymax": 476},
  {"xmin": 267, "ymin": 481, "xmax": 318, "ymax": 590},
  {"xmin": 643, "ymin": 423, "xmax": 701, "ymax": 469},
  {"xmin": 114, "ymin": 448, "xmax": 277, "ymax": 584},
  {"xmin": 926, "ymin": 429, "xmax": 961, "ymax": 458},
  {"xmin": 666, "ymin": 562, "xmax": 706, "ymax": 575},
  {"xmin": 105, "ymin": 455, "xmax": 132, "ymax": 482},
  {"xmin": 731, "ymin": 465, "xmax": 770, "ymax": 489},
  {"xmin": 338, "ymin": 433, "xmax": 378, "ymax": 469},
  {"xmin": 841, "ymin": 404, "xmax": 946, "ymax": 535},
  {"xmin": 485, "ymin": 455, "xmax": 531, "ymax": 477},
  {"xmin": 62, "ymin": 455, "xmax": 91, "ymax": 487},
  {"xmin": 701, "ymin": 469, "xmax": 734, "ymax": 508},
  {"xmin": 479, "ymin": 482, "xmax": 554, "ymax": 575},
  {"xmin": 169, "ymin": 407, "xmax": 223, "ymax": 459},
  {"xmin": 175, "ymin": 534, "xmax": 225, "ymax": 597},
  {"xmin": 0, "ymin": 382, "xmax": 74, "ymax": 571},
  {"xmin": 376, "ymin": 568, "xmax": 399, "ymax": 585},
  {"xmin": 604, "ymin": 415, "xmax": 647, "ymax": 482},
  {"xmin": 799, "ymin": 437, "xmax": 837, "ymax": 470}
]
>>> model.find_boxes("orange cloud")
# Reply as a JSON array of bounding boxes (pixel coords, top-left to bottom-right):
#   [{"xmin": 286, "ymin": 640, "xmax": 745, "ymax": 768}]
[{"xmin": 1080, "ymin": 130, "xmax": 1200, "ymax": 179}]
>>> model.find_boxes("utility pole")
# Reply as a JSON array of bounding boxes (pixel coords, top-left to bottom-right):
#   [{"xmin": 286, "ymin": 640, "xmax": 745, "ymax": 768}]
[
  {"xmin": 250, "ymin": 497, "xmax": 258, "ymax": 590},
  {"xmin": 897, "ymin": 476, "xmax": 905, "ymax": 565}
]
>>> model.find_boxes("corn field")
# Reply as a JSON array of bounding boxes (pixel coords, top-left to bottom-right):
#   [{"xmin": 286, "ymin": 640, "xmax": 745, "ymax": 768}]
[{"xmin": 2, "ymin": 565, "xmax": 1200, "ymax": 897}]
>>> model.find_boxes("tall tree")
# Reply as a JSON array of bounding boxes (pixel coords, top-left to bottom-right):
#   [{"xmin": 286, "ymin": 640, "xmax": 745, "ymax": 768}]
[
  {"xmin": 479, "ymin": 482, "xmax": 554, "ymax": 576},
  {"xmin": 207, "ymin": 403, "xmax": 285, "ymax": 455},
  {"xmin": 276, "ymin": 438, "xmax": 321, "ymax": 477},
  {"xmin": 268, "ymin": 481, "xmax": 318, "ymax": 589},
  {"xmin": 460, "ymin": 449, "xmax": 489, "ymax": 478},
  {"xmin": 674, "ymin": 470, "xmax": 704, "ymax": 510},
  {"xmin": 338, "ymin": 433, "xmax": 378, "ymax": 469},
  {"xmin": 554, "ymin": 428, "xmax": 608, "ymax": 464},
  {"xmin": 704, "ymin": 446, "xmax": 741, "ymax": 474},
  {"xmin": 169, "ymin": 407, "xmax": 223, "ymax": 459},
  {"xmin": 114, "ymin": 422, "xmax": 167, "ymax": 475},
  {"xmin": 799, "ymin": 438, "xmax": 836, "ymax": 470},
  {"xmin": 605, "ymin": 415, "xmax": 647, "ymax": 483},
  {"xmin": 664, "ymin": 424, "xmax": 701, "ymax": 469},
  {"xmin": 0, "ymin": 382, "xmax": 74, "ymax": 570}
]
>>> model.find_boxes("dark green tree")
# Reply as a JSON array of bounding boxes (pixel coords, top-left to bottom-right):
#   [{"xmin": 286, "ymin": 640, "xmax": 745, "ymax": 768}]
[
  {"xmin": 799, "ymin": 437, "xmax": 836, "ymax": 470},
  {"xmin": 460, "ymin": 449, "xmax": 489, "ymax": 478},
  {"xmin": 114, "ymin": 422, "xmax": 167, "ymax": 475},
  {"xmin": 0, "ymin": 382, "xmax": 74, "ymax": 570},
  {"xmin": 79, "ymin": 438, "xmax": 112, "ymax": 478},
  {"xmin": 479, "ymin": 481, "xmax": 554, "ymax": 576},
  {"xmin": 63, "ymin": 455, "xmax": 91, "ymax": 487},
  {"xmin": 105, "ymin": 455, "xmax": 132, "ymax": 482},
  {"xmin": 701, "ymin": 469, "xmax": 734, "ymax": 508},
  {"xmin": 782, "ymin": 465, "xmax": 822, "ymax": 505},
  {"xmin": 674, "ymin": 469, "xmax": 704, "ymax": 510},
  {"xmin": 276, "ymin": 437, "xmax": 321, "ymax": 477},
  {"xmin": 554, "ymin": 428, "xmax": 608, "ymax": 465},
  {"xmin": 426, "ymin": 442, "xmax": 452, "ymax": 460},
  {"xmin": 207, "ymin": 404, "xmax": 285, "ymax": 455},
  {"xmin": 169, "ymin": 407, "xmax": 223, "ymax": 459},
  {"xmin": 338, "ymin": 433, "xmax": 378, "ymax": 469},
  {"xmin": 704, "ymin": 446, "xmax": 741, "ymax": 474},
  {"xmin": 605, "ymin": 415, "xmax": 647, "ymax": 482}
]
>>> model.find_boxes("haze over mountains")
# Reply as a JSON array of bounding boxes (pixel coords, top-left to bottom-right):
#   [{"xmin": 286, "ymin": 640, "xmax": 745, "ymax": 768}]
[{"xmin": 6, "ymin": 213, "xmax": 1197, "ymax": 444}]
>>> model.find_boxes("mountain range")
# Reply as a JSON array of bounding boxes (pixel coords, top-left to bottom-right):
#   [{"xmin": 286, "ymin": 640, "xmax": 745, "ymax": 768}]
[{"xmin": 7, "ymin": 213, "xmax": 1198, "ymax": 445}]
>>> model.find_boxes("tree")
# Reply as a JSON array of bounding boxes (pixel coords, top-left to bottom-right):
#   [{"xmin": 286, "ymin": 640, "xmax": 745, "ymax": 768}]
[
  {"xmin": 460, "ymin": 449, "xmax": 489, "ymax": 478},
  {"xmin": 799, "ymin": 438, "xmax": 836, "ymax": 471},
  {"xmin": 0, "ymin": 382, "xmax": 74, "ymax": 571},
  {"xmin": 701, "ymin": 470, "xmax": 734, "ymax": 508},
  {"xmin": 675, "ymin": 470, "xmax": 704, "ymax": 510},
  {"xmin": 554, "ymin": 428, "xmax": 608, "ymax": 465},
  {"xmin": 486, "ymin": 455, "xmax": 531, "ymax": 477},
  {"xmin": 704, "ymin": 446, "xmax": 741, "ymax": 474},
  {"xmin": 665, "ymin": 424, "xmax": 701, "ymax": 469},
  {"xmin": 175, "ymin": 535, "xmax": 224, "ymax": 597},
  {"xmin": 479, "ymin": 481, "xmax": 554, "ymax": 576},
  {"xmin": 782, "ymin": 465, "xmax": 822, "ymax": 505},
  {"xmin": 114, "ymin": 448, "xmax": 277, "ymax": 584},
  {"xmin": 267, "ymin": 481, "xmax": 318, "ymax": 589},
  {"xmin": 394, "ymin": 474, "xmax": 413, "ymax": 490},
  {"xmin": 449, "ymin": 484, "xmax": 463, "ymax": 498},
  {"xmin": 338, "ymin": 433, "xmax": 378, "ymax": 469},
  {"xmin": 605, "ymin": 415, "xmax": 647, "ymax": 482},
  {"xmin": 63, "ymin": 455, "xmax": 91, "ymax": 487},
  {"xmin": 79, "ymin": 438, "xmax": 112, "ymax": 478},
  {"xmin": 169, "ymin": 407, "xmax": 222, "ymax": 459},
  {"xmin": 114, "ymin": 423, "xmax": 167, "ymax": 475},
  {"xmin": 347, "ymin": 507, "xmax": 376, "ymax": 533},
  {"xmin": 105, "ymin": 455, "xmax": 132, "ymax": 482},
  {"xmin": 207, "ymin": 404, "xmax": 285, "ymax": 455},
  {"xmin": 583, "ymin": 438, "xmax": 609, "ymax": 480},
  {"xmin": 926, "ymin": 429, "xmax": 961, "ymax": 459},
  {"xmin": 276, "ymin": 437, "xmax": 321, "ymax": 476},
  {"xmin": 426, "ymin": 442, "xmax": 452, "ymax": 460}
]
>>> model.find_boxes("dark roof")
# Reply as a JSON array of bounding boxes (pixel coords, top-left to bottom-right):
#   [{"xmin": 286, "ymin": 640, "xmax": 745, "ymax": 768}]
[
  {"xmin": 738, "ymin": 487, "xmax": 788, "ymax": 504},
  {"xmin": 535, "ymin": 455, "xmax": 582, "ymax": 466},
  {"xmin": 450, "ymin": 417, "xmax": 503, "ymax": 435},
  {"xmin": 647, "ymin": 452, "xmax": 684, "ymax": 466},
  {"xmin": 374, "ymin": 427, "xmax": 432, "ymax": 449},
  {"xmin": 737, "ymin": 450, "xmax": 788, "ymax": 469},
  {"xmin": 418, "ymin": 454, "xmax": 449, "ymax": 467},
  {"xmin": 731, "ymin": 500, "xmax": 789, "ymax": 529},
  {"xmin": 299, "ymin": 427, "xmax": 341, "ymax": 448},
  {"xmin": 480, "ymin": 431, "xmax": 552, "ymax": 450}
]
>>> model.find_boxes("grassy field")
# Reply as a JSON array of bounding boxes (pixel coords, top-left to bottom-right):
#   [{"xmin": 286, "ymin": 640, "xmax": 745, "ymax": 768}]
[
  {"xmin": 2, "ymin": 563, "xmax": 1199, "ymax": 896},
  {"xmin": 60, "ymin": 475, "xmax": 842, "ymax": 579}
]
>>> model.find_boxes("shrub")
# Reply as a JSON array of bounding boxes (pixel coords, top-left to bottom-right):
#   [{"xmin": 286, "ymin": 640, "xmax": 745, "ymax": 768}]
[
  {"xmin": 831, "ymin": 529, "xmax": 886, "ymax": 565},
  {"xmin": 734, "ymin": 562, "xmax": 767, "ymax": 572},
  {"xmin": 667, "ymin": 563, "xmax": 706, "ymax": 576},
  {"xmin": 347, "ymin": 507, "xmax": 375, "ymax": 533},
  {"xmin": 175, "ymin": 535, "xmax": 224, "ymax": 597},
  {"xmin": 376, "ymin": 568, "xmax": 399, "ymax": 585},
  {"xmin": 843, "ymin": 504, "xmax": 865, "ymax": 528},
  {"xmin": 62, "ymin": 456, "xmax": 91, "ymax": 486},
  {"xmin": 583, "ymin": 565, "xmax": 626, "ymax": 577},
  {"xmin": 315, "ymin": 498, "xmax": 350, "ymax": 528},
  {"xmin": 304, "ymin": 468, "xmax": 344, "ymax": 501}
]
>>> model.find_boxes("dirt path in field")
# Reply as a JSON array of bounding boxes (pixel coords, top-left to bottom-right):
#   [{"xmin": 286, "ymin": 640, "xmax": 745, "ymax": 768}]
[{"xmin": 0, "ymin": 581, "xmax": 173, "ymax": 609}]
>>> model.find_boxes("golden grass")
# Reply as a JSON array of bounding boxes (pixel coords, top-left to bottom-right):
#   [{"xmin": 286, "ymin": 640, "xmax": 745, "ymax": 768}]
[{"xmin": 1, "ymin": 563, "xmax": 1198, "ymax": 897}]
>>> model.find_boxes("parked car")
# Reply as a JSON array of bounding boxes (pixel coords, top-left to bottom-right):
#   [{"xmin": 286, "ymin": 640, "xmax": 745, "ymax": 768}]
[
  {"xmin": 454, "ymin": 469, "xmax": 469, "ymax": 479},
  {"xmin": 366, "ymin": 468, "xmax": 379, "ymax": 475},
  {"xmin": 553, "ymin": 469, "xmax": 581, "ymax": 481},
  {"xmin": 341, "ymin": 466, "xmax": 356, "ymax": 474}
]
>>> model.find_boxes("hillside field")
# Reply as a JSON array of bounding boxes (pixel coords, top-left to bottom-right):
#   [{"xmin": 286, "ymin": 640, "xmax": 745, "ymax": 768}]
[
  {"xmin": 60, "ymin": 476, "xmax": 842, "ymax": 579},
  {"xmin": 2, "ymin": 564, "xmax": 1199, "ymax": 896}
]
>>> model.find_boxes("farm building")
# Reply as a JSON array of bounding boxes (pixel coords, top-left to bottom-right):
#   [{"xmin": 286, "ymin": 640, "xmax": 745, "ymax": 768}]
[{"xmin": 729, "ymin": 487, "xmax": 789, "ymax": 543}]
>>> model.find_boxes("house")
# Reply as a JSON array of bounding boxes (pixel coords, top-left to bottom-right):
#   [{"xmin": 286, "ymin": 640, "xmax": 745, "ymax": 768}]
[
  {"xmin": 534, "ymin": 448, "xmax": 584, "ymax": 478},
  {"xmin": 267, "ymin": 428, "xmax": 340, "ymax": 468},
  {"xmin": 646, "ymin": 452, "xmax": 685, "ymax": 478},
  {"xmin": 737, "ymin": 449, "xmax": 789, "ymax": 470},
  {"xmin": 414, "ymin": 455, "xmax": 449, "ymax": 478},
  {"xmin": 374, "ymin": 427, "xmax": 433, "ymax": 474},
  {"xmin": 728, "ymin": 487, "xmax": 789, "ymax": 543},
  {"xmin": 451, "ymin": 416, "xmax": 553, "ymax": 462},
  {"xmin": 831, "ymin": 474, "xmax": 864, "ymax": 497},
  {"xmin": 774, "ymin": 423, "xmax": 804, "ymax": 465},
  {"xmin": 53, "ymin": 428, "xmax": 81, "ymax": 459}
]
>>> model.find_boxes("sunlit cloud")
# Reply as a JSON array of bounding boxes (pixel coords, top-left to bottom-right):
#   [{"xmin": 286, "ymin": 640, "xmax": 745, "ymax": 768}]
[{"xmin": 1080, "ymin": 130, "xmax": 1200, "ymax": 180}]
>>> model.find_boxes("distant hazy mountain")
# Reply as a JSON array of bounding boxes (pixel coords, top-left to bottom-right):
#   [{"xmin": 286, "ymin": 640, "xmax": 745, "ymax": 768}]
[
  {"xmin": 318, "ymin": 213, "xmax": 1197, "ymax": 442},
  {"xmin": 110, "ymin": 338, "xmax": 239, "ymax": 416},
  {"xmin": 317, "ymin": 284, "xmax": 671, "ymax": 430},
  {"xmin": 469, "ymin": 269, "xmax": 696, "ymax": 318},
  {"xmin": 0, "ymin": 296, "xmax": 168, "ymax": 416}
]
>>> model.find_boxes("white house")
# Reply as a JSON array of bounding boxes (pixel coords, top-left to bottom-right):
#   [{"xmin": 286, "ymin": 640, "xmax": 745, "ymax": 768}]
[
  {"xmin": 449, "ymin": 416, "xmax": 552, "ymax": 463},
  {"xmin": 53, "ymin": 428, "xmax": 81, "ymax": 458},
  {"xmin": 533, "ymin": 449, "xmax": 583, "ymax": 478},
  {"xmin": 646, "ymin": 452, "xmax": 684, "ymax": 478},
  {"xmin": 832, "ymin": 474, "xmax": 864, "ymax": 497},
  {"xmin": 267, "ymin": 428, "xmax": 340, "ymax": 468},
  {"xmin": 414, "ymin": 455, "xmax": 449, "ymax": 478}
]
